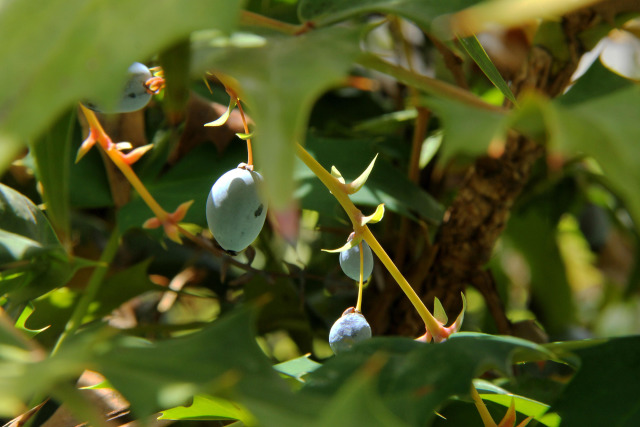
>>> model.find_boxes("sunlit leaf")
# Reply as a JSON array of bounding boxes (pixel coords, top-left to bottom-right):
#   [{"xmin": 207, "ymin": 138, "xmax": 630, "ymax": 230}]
[{"xmin": 457, "ymin": 35, "xmax": 517, "ymax": 105}]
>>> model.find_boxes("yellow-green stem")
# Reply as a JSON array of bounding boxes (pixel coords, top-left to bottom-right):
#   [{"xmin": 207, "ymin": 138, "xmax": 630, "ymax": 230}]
[
  {"xmin": 470, "ymin": 383, "xmax": 498, "ymax": 427},
  {"xmin": 295, "ymin": 143, "xmax": 440, "ymax": 333},
  {"xmin": 240, "ymin": 10, "xmax": 301, "ymax": 35},
  {"xmin": 51, "ymin": 229, "xmax": 120, "ymax": 356},
  {"xmin": 356, "ymin": 241, "xmax": 364, "ymax": 313},
  {"xmin": 234, "ymin": 97, "xmax": 253, "ymax": 166}
]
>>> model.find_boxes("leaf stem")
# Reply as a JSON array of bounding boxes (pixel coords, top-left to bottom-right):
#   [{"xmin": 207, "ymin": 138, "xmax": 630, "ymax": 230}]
[
  {"xmin": 234, "ymin": 97, "xmax": 253, "ymax": 166},
  {"xmin": 357, "ymin": 54, "xmax": 505, "ymax": 113},
  {"xmin": 51, "ymin": 228, "xmax": 120, "ymax": 356},
  {"xmin": 295, "ymin": 143, "xmax": 440, "ymax": 332},
  {"xmin": 240, "ymin": 10, "xmax": 302, "ymax": 35}
]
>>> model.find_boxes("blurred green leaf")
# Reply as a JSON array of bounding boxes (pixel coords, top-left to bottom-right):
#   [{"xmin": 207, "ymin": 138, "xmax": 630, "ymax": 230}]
[
  {"xmin": 314, "ymin": 362, "xmax": 411, "ymax": 427},
  {"xmin": 274, "ymin": 354, "xmax": 322, "ymax": 381},
  {"xmin": 297, "ymin": 0, "xmax": 480, "ymax": 32},
  {"xmin": 193, "ymin": 25, "xmax": 364, "ymax": 209},
  {"xmin": 551, "ymin": 336, "xmax": 640, "ymax": 425},
  {"xmin": 95, "ymin": 308, "xmax": 318, "ymax": 423},
  {"xmin": 458, "ymin": 35, "xmax": 517, "ymax": 105},
  {"xmin": 505, "ymin": 202, "xmax": 576, "ymax": 337},
  {"xmin": 160, "ymin": 394, "xmax": 256, "ymax": 424},
  {"xmin": 303, "ymin": 333, "xmax": 554, "ymax": 426},
  {"xmin": 514, "ymin": 60, "xmax": 640, "ymax": 230},
  {"xmin": 14, "ymin": 303, "xmax": 49, "ymax": 339},
  {"xmin": 423, "ymin": 95, "xmax": 506, "ymax": 161},
  {"xmin": 0, "ymin": 183, "xmax": 64, "ymax": 264},
  {"xmin": 27, "ymin": 259, "xmax": 161, "ymax": 347},
  {"xmin": 0, "ymin": 0, "xmax": 243, "ymax": 153},
  {"xmin": 29, "ymin": 109, "xmax": 75, "ymax": 248}
]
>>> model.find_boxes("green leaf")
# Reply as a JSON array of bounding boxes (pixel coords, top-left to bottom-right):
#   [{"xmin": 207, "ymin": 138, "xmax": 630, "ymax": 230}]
[
  {"xmin": 95, "ymin": 308, "xmax": 318, "ymax": 423},
  {"xmin": 551, "ymin": 336, "xmax": 640, "ymax": 425},
  {"xmin": 505, "ymin": 200, "xmax": 576, "ymax": 336},
  {"xmin": 457, "ymin": 35, "xmax": 517, "ymax": 105},
  {"xmin": 347, "ymin": 154, "xmax": 378, "ymax": 194},
  {"xmin": 273, "ymin": 354, "xmax": 323, "ymax": 381},
  {"xmin": 0, "ymin": 183, "xmax": 64, "ymax": 264},
  {"xmin": 298, "ymin": 0, "xmax": 480, "ymax": 33},
  {"xmin": 28, "ymin": 109, "xmax": 75, "ymax": 248},
  {"xmin": 313, "ymin": 360, "xmax": 411, "ymax": 427},
  {"xmin": 14, "ymin": 304, "xmax": 49, "ymax": 339},
  {"xmin": 423, "ymin": 95, "xmax": 507, "ymax": 161},
  {"xmin": 193, "ymin": 25, "xmax": 364, "ymax": 210},
  {"xmin": 0, "ymin": 0, "xmax": 243, "ymax": 144},
  {"xmin": 160, "ymin": 394, "xmax": 257, "ymax": 424},
  {"xmin": 303, "ymin": 333, "xmax": 554, "ymax": 426}
]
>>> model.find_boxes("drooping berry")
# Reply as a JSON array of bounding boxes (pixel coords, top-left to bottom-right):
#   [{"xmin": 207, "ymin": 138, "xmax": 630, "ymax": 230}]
[
  {"xmin": 83, "ymin": 62, "xmax": 152, "ymax": 113},
  {"xmin": 329, "ymin": 308, "xmax": 372, "ymax": 354},
  {"xmin": 339, "ymin": 240, "xmax": 373, "ymax": 281},
  {"xmin": 206, "ymin": 167, "xmax": 268, "ymax": 253}
]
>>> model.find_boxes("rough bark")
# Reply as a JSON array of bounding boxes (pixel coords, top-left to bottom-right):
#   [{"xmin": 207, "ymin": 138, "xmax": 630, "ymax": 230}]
[{"xmin": 372, "ymin": 0, "xmax": 640, "ymax": 337}]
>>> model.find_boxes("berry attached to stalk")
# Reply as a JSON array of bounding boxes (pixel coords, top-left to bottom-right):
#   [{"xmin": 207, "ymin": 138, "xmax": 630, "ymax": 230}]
[
  {"xmin": 329, "ymin": 307, "xmax": 372, "ymax": 354},
  {"xmin": 206, "ymin": 165, "xmax": 268, "ymax": 254},
  {"xmin": 83, "ymin": 62, "xmax": 156, "ymax": 113},
  {"xmin": 339, "ymin": 239, "xmax": 373, "ymax": 281}
]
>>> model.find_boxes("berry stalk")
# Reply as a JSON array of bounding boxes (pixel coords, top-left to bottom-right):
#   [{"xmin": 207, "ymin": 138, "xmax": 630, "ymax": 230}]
[{"xmin": 295, "ymin": 143, "xmax": 441, "ymax": 334}]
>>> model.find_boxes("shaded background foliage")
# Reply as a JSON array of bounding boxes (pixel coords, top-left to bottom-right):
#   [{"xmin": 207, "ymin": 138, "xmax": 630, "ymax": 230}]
[{"xmin": 1, "ymin": 0, "xmax": 640, "ymax": 425}]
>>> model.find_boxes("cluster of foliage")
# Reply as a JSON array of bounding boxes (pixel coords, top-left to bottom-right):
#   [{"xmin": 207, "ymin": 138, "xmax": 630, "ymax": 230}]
[{"xmin": 1, "ymin": 0, "xmax": 640, "ymax": 426}]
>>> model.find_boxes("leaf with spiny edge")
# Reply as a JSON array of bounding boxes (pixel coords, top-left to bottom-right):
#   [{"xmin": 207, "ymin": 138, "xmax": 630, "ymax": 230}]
[
  {"xmin": 14, "ymin": 304, "xmax": 49, "ymax": 338},
  {"xmin": 331, "ymin": 165, "xmax": 346, "ymax": 184},
  {"xmin": 433, "ymin": 297, "xmax": 448, "ymax": 325},
  {"xmin": 360, "ymin": 203, "xmax": 385, "ymax": 226},
  {"xmin": 205, "ymin": 98, "xmax": 237, "ymax": 127},
  {"xmin": 347, "ymin": 154, "xmax": 378, "ymax": 194}
]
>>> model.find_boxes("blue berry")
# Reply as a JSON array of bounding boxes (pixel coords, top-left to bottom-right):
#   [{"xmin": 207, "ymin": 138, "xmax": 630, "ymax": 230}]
[
  {"xmin": 206, "ymin": 167, "xmax": 268, "ymax": 253},
  {"xmin": 329, "ymin": 308, "xmax": 372, "ymax": 354},
  {"xmin": 339, "ymin": 240, "xmax": 373, "ymax": 281},
  {"xmin": 84, "ymin": 62, "xmax": 152, "ymax": 113}
]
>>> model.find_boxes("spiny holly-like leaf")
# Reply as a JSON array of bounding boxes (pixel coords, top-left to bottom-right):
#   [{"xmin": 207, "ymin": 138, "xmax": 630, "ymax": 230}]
[
  {"xmin": 360, "ymin": 204, "xmax": 385, "ymax": 226},
  {"xmin": 303, "ymin": 333, "xmax": 555, "ymax": 426},
  {"xmin": 0, "ymin": 0, "xmax": 243, "ymax": 177},
  {"xmin": 14, "ymin": 304, "xmax": 49, "ymax": 339},
  {"xmin": 347, "ymin": 154, "xmax": 378, "ymax": 194},
  {"xmin": 204, "ymin": 98, "xmax": 237, "ymax": 127},
  {"xmin": 193, "ymin": 25, "xmax": 364, "ymax": 210}
]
